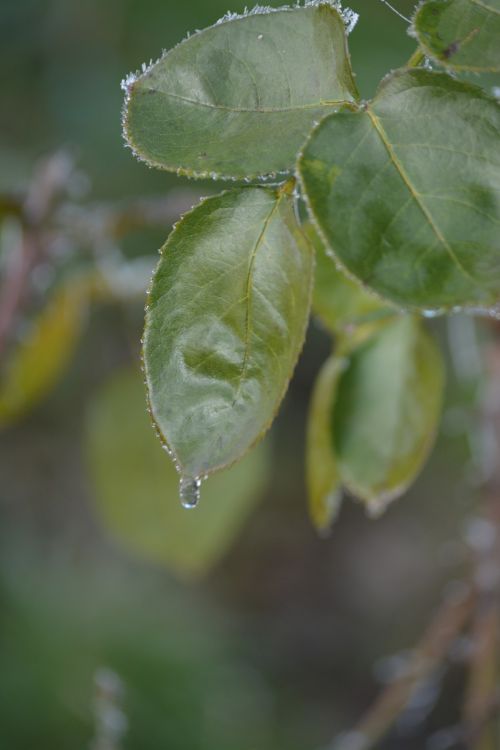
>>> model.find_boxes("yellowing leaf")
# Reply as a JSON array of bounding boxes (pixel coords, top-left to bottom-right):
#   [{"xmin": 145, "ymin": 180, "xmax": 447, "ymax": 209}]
[
  {"xmin": 306, "ymin": 355, "xmax": 343, "ymax": 533},
  {"xmin": 0, "ymin": 279, "xmax": 87, "ymax": 428}
]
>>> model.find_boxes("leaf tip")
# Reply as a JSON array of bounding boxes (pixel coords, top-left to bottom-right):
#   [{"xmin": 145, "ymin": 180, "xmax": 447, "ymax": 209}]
[{"xmin": 311, "ymin": 490, "xmax": 343, "ymax": 536}]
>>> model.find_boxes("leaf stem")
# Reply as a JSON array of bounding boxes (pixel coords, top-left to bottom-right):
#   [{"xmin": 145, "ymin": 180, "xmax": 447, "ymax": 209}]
[{"xmin": 407, "ymin": 48, "xmax": 425, "ymax": 68}]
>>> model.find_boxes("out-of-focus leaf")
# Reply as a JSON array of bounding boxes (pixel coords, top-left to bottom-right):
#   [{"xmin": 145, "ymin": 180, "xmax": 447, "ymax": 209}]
[
  {"xmin": 299, "ymin": 69, "xmax": 500, "ymax": 310},
  {"xmin": 122, "ymin": 4, "xmax": 358, "ymax": 180},
  {"xmin": 143, "ymin": 185, "xmax": 313, "ymax": 485},
  {"xmin": 306, "ymin": 355, "xmax": 343, "ymax": 533},
  {"xmin": 412, "ymin": 0, "xmax": 500, "ymax": 73},
  {"xmin": 85, "ymin": 369, "xmax": 271, "ymax": 577},
  {"xmin": 333, "ymin": 316, "xmax": 444, "ymax": 513},
  {"xmin": 0, "ymin": 278, "xmax": 87, "ymax": 428},
  {"xmin": 306, "ymin": 223, "xmax": 396, "ymax": 336}
]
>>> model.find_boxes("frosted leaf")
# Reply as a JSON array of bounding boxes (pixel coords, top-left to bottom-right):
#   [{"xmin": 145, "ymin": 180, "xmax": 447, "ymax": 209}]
[
  {"xmin": 120, "ymin": 72, "xmax": 137, "ymax": 91},
  {"xmin": 214, "ymin": 1, "xmax": 359, "ymax": 34},
  {"xmin": 123, "ymin": 1, "xmax": 359, "ymax": 178}
]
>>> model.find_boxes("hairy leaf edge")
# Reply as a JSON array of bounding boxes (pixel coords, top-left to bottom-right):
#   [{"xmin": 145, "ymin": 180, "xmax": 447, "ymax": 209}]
[
  {"xmin": 409, "ymin": 0, "xmax": 500, "ymax": 74},
  {"xmin": 121, "ymin": 2, "xmax": 360, "ymax": 182},
  {"xmin": 141, "ymin": 185, "xmax": 315, "ymax": 479},
  {"xmin": 297, "ymin": 67, "xmax": 500, "ymax": 313},
  {"xmin": 336, "ymin": 323, "xmax": 446, "ymax": 515}
]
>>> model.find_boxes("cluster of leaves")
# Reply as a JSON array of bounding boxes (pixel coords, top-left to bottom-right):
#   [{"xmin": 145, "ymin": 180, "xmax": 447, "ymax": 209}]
[{"xmin": 121, "ymin": 0, "xmax": 500, "ymax": 530}]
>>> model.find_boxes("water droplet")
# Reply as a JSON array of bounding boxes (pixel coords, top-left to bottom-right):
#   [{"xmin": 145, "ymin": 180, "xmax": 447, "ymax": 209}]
[
  {"xmin": 179, "ymin": 476, "xmax": 201, "ymax": 509},
  {"xmin": 421, "ymin": 308, "xmax": 444, "ymax": 319}
]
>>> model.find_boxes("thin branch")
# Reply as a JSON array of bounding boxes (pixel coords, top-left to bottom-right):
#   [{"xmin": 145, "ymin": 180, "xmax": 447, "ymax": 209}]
[
  {"xmin": 330, "ymin": 586, "xmax": 476, "ymax": 750},
  {"xmin": 463, "ymin": 601, "xmax": 500, "ymax": 749},
  {"xmin": 425, "ymin": 695, "xmax": 500, "ymax": 750},
  {"xmin": 377, "ymin": 0, "xmax": 411, "ymax": 23}
]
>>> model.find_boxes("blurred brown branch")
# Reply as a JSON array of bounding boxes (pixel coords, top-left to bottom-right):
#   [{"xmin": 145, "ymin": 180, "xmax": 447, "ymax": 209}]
[
  {"xmin": 0, "ymin": 151, "xmax": 201, "ymax": 361},
  {"xmin": 330, "ymin": 585, "xmax": 476, "ymax": 750},
  {"xmin": 330, "ymin": 326, "xmax": 500, "ymax": 750}
]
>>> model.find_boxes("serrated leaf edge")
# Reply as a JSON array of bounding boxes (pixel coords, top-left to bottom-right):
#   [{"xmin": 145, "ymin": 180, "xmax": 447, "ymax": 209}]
[
  {"xmin": 121, "ymin": 2, "xmax": 359, "ymax": 181},
  {"xmin": 141, "ymin": 185, "xmax": 315, "ymax": 480}
]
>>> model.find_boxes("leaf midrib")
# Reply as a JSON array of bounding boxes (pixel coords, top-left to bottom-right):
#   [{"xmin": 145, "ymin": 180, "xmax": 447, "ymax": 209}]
[
  {"xmin": 366, "ymin": 107, "xmax": 481, "ymax": 287},
  {"xmin": 138, "ymin": 84, "xmax": 349, "ymax": 114},
  {"xmin": 232, "ymin": 194, "xmax": 284, "ymax": 406}
]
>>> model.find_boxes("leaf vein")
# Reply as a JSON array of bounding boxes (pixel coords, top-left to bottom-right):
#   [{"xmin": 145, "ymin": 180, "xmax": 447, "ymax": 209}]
[
  {"xmin": 139, "ymin": 85, "xmax": 347, "ymax": 113},
  {"xmin": 366, "ymin": 109, "xmax": 482, "ymax": 287}
]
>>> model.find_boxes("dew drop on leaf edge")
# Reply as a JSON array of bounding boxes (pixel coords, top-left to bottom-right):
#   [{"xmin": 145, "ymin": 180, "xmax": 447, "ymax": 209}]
[{"xmin": 179, "ymin": 475, "xmax": 202, "ymax": 509}]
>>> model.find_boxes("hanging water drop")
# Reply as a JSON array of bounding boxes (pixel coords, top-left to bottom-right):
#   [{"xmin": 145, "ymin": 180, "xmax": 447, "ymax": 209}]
[{"xmin": 179, "ymin": 475, "xmax": 201, "ymax": 509}]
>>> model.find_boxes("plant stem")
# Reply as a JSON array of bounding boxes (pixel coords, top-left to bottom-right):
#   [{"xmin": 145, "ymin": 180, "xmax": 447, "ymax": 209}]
[
  {"xmin": 330, "ymin": 586, "xmax": 476, "ymax": 750},
  {"xmin": 407, "ymin": 48, "xmax": 425, "ymax": 68},
  {"xmin": 464, "ymin": 600, "xmax": 500, "ymax": 750}
]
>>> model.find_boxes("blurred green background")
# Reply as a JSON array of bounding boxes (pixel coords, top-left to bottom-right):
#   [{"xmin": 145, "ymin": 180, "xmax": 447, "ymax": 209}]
[{"xmin": 0, "ymin": 1, "xmax": 485, "ymax": 748}]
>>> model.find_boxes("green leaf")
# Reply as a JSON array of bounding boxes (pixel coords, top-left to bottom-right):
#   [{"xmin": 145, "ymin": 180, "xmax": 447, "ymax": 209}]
[
  {"xmin": 299, "ymin": 69, "xmax": 500, "ymax": 311},
  {"xmin": 306, "ymin": 355, "xmax": 342, "ymax": 533},
  {"xmin": 412, "ymin": 0, "xmax": 500, "ymax": 73},
  {"xmin": 143, "ymin": 184, "xmax": 313, "ymax": 485},
  {"xmin": 122, "ymin": 3, "xmax": 358, "ymax": 180},
  {"xmin": 0, "ymin": 278, "xmax": 87, "ymax": 428},
  {"xmin": 333, "ymin": 316, "xmax": 444, "ymax": 512},
  {"xmin": 305, "ymin": 223, "xmax": 396, "ymax": 335},
  {"xmin": 86, "ymin": 369, "xmax": 271, "ymax": 577}
]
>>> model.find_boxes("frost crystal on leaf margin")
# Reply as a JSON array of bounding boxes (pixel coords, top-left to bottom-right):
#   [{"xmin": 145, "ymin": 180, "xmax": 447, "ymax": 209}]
[
  {"xmin": 120, "ymin": 0, "xmax": 359, "ymax": 98},
  {"xmin": 214, "ymin": 0, "xmax": 359, "ymax": 34},
  {"xmin": 120, "ymin": 0, "xmax": 359, "ymax": 180}
]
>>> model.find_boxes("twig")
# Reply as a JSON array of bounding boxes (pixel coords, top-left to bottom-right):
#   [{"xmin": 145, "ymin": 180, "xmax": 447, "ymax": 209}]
[
  {"xmin": 330, "ymin": 585, "xmax": 476, "ymax": 750},
  {"xmin": 377, "ymin": 0, "xmax": 411, "ymax": 23},
  {"xmin": 464, "ymin": 600, "xmax": 500, "ymax": 750}
]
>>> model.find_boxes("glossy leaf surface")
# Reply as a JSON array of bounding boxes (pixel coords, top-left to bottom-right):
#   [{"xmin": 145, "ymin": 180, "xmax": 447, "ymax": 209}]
[
  {"xmin": 306, "ymin": 355, "xmax": 342, "ymax": 532},
  {"xmin": 86, "ymin": 370, "xmax": 270, "ymax": 577},
  {"xmin": 333, "ymin": 316, "xmax": 444, "ymax": 511},
  {"xmin": 413, "ymin": 0, "xmax": 500, "ymax": 72},
  {"xmin": 299, "ymin": 69, "xmax": 500, "ymax": 310},
  {"xmin": 143, "ymin": 185, "xmax": 313, "ymax": 481},
  {"xmin": 123, "ymin": 4, "xmax": 358, "ymax": 180}
]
